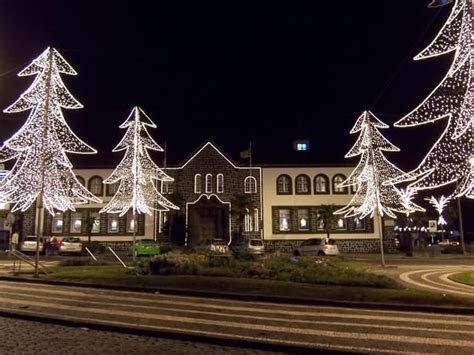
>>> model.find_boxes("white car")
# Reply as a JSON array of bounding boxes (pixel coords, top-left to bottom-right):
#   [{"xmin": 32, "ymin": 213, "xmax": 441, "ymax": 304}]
[
  {"xmin": 20, "ymin": 236, "xmax": 44, "ymax": 254},
  {"xmin": 59, "ymin": 237, "xmax": 83, "ymax": 256},
  {"xmin": 293, "ymin": 238, "xmax": 339, "ymax": 256}
]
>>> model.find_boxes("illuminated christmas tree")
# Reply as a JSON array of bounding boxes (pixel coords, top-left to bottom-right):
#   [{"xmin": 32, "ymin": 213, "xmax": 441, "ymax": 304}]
[
  {"xmin": 393, "ymin": 0, "xmax": 473, "ymax": 198},
  {"xmin": 100, "ymin": 106, "xmax": 178, "ymax": 217},
  {"xmin": 0, "ymin": 47, "xmax": 101, "ymax": 214},
  {"xmin": 336, "ymin": 111, "xmax": 424, "ymax": 220}
]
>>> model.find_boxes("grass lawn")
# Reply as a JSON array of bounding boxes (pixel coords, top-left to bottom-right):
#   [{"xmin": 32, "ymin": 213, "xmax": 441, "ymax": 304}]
[
  {"xmin": 46, "ymin": 264, "xmax": 474, "ymax": 308},
  {"xmin": 449, "ymin": 271, "xmax": 474, "ymax": 286}
]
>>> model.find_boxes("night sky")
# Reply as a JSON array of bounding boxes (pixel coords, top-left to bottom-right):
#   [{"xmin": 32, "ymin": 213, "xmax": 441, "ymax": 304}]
[{"xmin": 0, "ymin": 1, "xmax": 472, "ymax": 229}]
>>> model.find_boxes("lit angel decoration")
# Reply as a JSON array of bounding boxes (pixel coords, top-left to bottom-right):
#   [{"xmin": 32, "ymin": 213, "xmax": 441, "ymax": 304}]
[
  {"xmin": 0, "ymin": 47, "xmax": 102, "ymax": 214},
  {"xmin": 335, "ymin": 111, "xmax": 424, "ymax": 220},
  {"xmin": 393, "ymin": 0, "xmax": 473, "ymax": 198},
  {"xmin": 100, "ymin": 106, "xmax": 178, "ymax": 222}
]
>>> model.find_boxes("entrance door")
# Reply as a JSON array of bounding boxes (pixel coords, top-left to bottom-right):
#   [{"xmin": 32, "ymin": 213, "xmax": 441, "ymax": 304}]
[{"xmin": 187, "ymin": 196, "xmax": 229, "ymax": 247}]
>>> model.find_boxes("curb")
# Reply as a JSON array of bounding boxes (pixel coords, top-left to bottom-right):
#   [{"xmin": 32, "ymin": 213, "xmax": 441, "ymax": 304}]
[{"xmin": 1, "ymin": 275, "xmax": 474, "ymax": 315}]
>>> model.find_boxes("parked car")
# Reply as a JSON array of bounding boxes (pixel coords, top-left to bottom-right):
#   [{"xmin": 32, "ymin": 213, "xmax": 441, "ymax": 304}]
[
  {"xmin": 293, "ymin": 238, "xmax": 339, "ymax": 256},
  {"xmin": 19, "ymin": 235, "xmax": 44, "ymax": 254},
  {"xmin": 231, "ymin": 238, "xmax": 265, "ymax": 256},
  {"xmin": 59, "ymin": 237, "xmax": 83, "ymax": 256},
  {"xmin": 194, "ymin": 239, "xmax": 229, "ymax": 254},
  {"xmin": 129, "ymin": 239, "xmax": 160, "ymax": 257}
]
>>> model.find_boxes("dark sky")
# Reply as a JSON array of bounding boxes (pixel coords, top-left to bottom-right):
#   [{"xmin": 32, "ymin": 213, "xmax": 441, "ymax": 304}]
[{"xmin": 0, "ymin": 0, "xmax": 454, "ymax": 167}]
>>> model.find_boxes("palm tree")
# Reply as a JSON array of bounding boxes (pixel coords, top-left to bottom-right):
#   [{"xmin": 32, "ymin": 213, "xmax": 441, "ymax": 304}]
[{"xmin": 317, "ymin": 204, "xmax": 340, "ymax": 240}]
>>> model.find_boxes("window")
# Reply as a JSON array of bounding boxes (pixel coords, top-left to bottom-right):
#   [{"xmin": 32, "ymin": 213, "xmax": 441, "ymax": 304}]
[
  {"xmin": 350, "ymin": 183, "xmax": 358, "ymax": 194},
  {"xmin": 76, "ymin": 176, "xmax": 85, "ymax": 187},
  {"xmin": 217, "ymin": 174, "xmax": 224, "ymax": 193},
  {"xmin": 297, "ymin": 209, "xmax": 309, "ymax": 231},
  {"xmin": 162, "ymin": 181, "xmax": 173, "ymax": 194},
  {"xmin": 106, "ymin": 182, "xmax": 119, "ymax": 196},
  {"xmin": 244, "ymin": 176, "xmax": 257, "ymax": 193},
  {"xmin": 70, "ymin": 212, "xmax": 82, "ymax": 233},
  {"xmin": 127, "ymin": 212, "xmax": 138, "ymax": 232},
  {"xmin": 316, "ymin": 213, "xmax": 325, "ymax": 231},
  {"xmin": 245, "ymin": 208, "xmax": 260, "ymax": 232},
  {"xmin": 194, "ymin": 174, "xmax": 202, "ymax": 194},
  {"xmin": 88, "ymin": 176, "xmax": 103, "ymax": 196},
  {"xmin": 314, "ymin": 174, "xmax": 329, "ymax": 194},
  {"xmin": 295, "ymin": 175, "xmax": 310, "ymax": 194},
  {"xmin": 336, "ymin": 218, "xmax": 347, "ymax": 230},
  {"xmin": 332, "ymin": 174, "xmax": 348, "ymax": 194},
  {"xmin": 278, "ymin": 209, "xmax": 291, "ymax": 231},
  {"xmin": 276, "ymin": 175, "xmax": 292, "ymax": 194},
  {"xmin": 354, "ymin": 217, "xmax": 365, "ymax": 230},
  {"xmin": 52, "ymin": 212, "xmax": 64, "ymax": 233},
  {"xmin": 205, "ymin": 174, "xmax": 213, "ymax": 193},
  {"xmin": 108, "ymin": 214, "xmax": 119, "ymax": 233},
  {"xmin": 90, "ymin": 211, "xmax": 101, "ymax": 234}
]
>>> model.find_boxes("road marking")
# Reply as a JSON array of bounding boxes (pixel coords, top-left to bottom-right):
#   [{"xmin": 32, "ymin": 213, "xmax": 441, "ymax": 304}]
[
  {"xmin": 1, "ymin": 289, "xmax": 473, "ymax": 336},
  {"xmin": 0, "ymin": 297, "xmax": 473, "ymax": 348}
]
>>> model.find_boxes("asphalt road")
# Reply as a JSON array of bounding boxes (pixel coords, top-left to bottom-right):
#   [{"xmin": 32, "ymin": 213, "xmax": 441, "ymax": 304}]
[{"xmin": 0, "ymin": 280, "xmax": 474, "ymax": 353}]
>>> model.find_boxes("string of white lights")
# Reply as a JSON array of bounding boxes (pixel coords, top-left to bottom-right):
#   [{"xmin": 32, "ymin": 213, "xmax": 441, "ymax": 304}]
[
  {"xmin": 0, "ymin": 47, "xmax": 102, "ymax": 214},
  {"xmin": 394, "ymin": 0, "xmax": 473, "ymax": 199},
  {"xmin": 100, "ymin": 106, "xmax": 179, "ymax": 216},
  {"xmin": 336, "ymin": 111, "xmax": 424, "ymax": 219}
]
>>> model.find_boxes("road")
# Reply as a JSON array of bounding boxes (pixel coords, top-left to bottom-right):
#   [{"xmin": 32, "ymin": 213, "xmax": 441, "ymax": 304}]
[{"xmin": 0, "ymin": 280, "xmax": 474, "ymax": 353}]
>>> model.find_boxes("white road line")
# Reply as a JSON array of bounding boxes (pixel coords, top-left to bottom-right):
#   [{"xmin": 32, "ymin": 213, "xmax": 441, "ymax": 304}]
[
  {"xmin": 0, "ymin": 306, "xmax": 401, "ymax": 354},
  {"xmin": 0, "ymin": 297, "xmax": 473, "ymax": 348},
  {"xmin": 1, "ymin": 289, "xmax": 473, "ymax": 335}
]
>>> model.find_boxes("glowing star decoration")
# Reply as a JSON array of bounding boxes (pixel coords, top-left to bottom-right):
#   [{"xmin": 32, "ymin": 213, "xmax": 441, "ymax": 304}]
[
  {"xmin": 0, "ymin": 47, "xmax": 102, "ymax": 214},
  {"xmin": 426, "ymin": 195, "xmax": 451, "ymax": 226},
  {"xmin": 100, "ymin": 106, "xmax": 179, "ymax": 217},
  {"xmin": 394, "ymin": 0, "xmax": 473, "ymax": 198},
  {"xmin": 335, "ymin": 111, "xmax": 424, "ymax": 220}
]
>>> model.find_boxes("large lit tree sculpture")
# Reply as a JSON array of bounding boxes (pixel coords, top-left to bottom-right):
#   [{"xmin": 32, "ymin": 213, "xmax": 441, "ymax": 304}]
[
  {"xmin": 393, "ymin": 0, "xmax": 473, "ymax": 198},
  {"xmin": 0, "ymin": 47, "xmax": 101, "ymax": 276},
  {"xmin": 335, "ymin": 111, "xmax": 424, "ymax": 265},
  {"xmin": 100, "ymin": 106, "xmax": 178, "ymax": 261}
]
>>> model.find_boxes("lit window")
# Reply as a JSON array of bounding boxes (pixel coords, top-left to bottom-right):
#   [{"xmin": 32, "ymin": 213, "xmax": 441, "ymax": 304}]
[
  {"xmin": 162, "ymin": 181, "xmax": 173, "ymax": 194},
  {"xmin": 297, "ymin": 143, "xmax": 308, "ymax": 151},
  {"xmin": 314, "ymin": 175, "xmax": 329, "ymax": 194},
  {"xmin": 297, "ymin": 209, "xmax": 309, "ymax": 231},
  {"xmin": 217, "ymin": 174, "xmax": 224, "ymax": 193},
  {"xmin": 89, "ymin": 176, "xmax": 103, "ymax": 196},
  {"xmin": 52, "ymin": 212, "xmax": 63, "ymax": 233},
  {"xmin": 337, "ymin": 218, "xmax": 347, "ymax": 230},
  {"xmin": 70, "ymin": 212, "xmax": 82, "ymax": 233},
  {"xmin": 254, "ymin": 208, "xmax": 259, "ymax": 232},
  {"xmin": 244, "ymin": 176, "xmax": 257, "ymax": 193},
  {"xmin": 108, "ymin": 215, "xmax": 119, "ymax": 233},
  {"xmin": 127, "ymin": 212, "xmax": 137, "ymax": 232},
  {"xmin": 276, "ymin": 175, "xmax": 292, "ymax": 194},
  {"xmin": 333, "ymin": 174, "xmax": 348, "ymax": 194},
  {"xmin": 279, "ymin": 209, "xmax": 291, "ymax": 231},
  {"xmin": 316, "ymin": 213, "xmax": 325, "ymax": 230},
  {"xmin": 295, "ymin": 175, "xmax": 310, "ymax": 194},
  {"xmin": 194, "ymin": 174, "xmax": 202, "ymax": 194},
  {"xmin": 90, "ymin": 212, "xmax": 100, "ymax": 234},
  {"xmin": 244, "ymin": 208, "xmax": 253, "ymax": 232},
  {"xmin": 205, "ymin": 174, "xmax": 213, "ymax": 193},
  {"xmin": 354, "ymin": 218, "xmax": 365, "ymax": 230}
]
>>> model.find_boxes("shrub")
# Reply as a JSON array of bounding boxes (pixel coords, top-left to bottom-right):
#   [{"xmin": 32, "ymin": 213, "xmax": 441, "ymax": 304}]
[
  {"xmin": 441, "ymin": 245, "xmax": 464, "ymax": 254},
  {"xmin": 59, "ymin": 257, "xmax": 91, "ymax": 267},
  {"xmin": 82, "ymin": 241, "xmax": 106, "ymax": 254}
]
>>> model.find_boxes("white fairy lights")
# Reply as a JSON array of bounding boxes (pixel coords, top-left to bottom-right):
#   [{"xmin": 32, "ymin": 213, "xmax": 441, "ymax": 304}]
[
  {"xmin": 0, "ymin": 47, "xmax": 102, "ymax": 214},
  {"xmin": 335, "ymin": 111, "xmax": 424, "ymax": 219},
  {"xmin": 394, "ymin": 0, "xmax": 473, "ymax": 198},
  {"xmin": 426, "ymin": 195, "xmax": 451, "ymax": 226},
  {"xmin": 100, "ymin": 106, "xmax": 179, "ymax": 216}
]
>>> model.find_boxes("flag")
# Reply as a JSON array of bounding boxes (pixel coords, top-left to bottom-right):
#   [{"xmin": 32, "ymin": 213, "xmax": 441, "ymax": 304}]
[{"xmin": 239, "ymin": 149, "xmax": 251, "ymax": 159}]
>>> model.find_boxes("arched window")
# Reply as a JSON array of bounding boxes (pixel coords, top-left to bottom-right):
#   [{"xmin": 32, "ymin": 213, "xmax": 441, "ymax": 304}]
[
  {"xmin": 106, "ymin": 182, "xmax": 119, "ymax": 196},
  {"xmin": 244, "ymin": 176, "xmax": 257, "ymax": 193},
  {"xmin": 332, "ymin": 174, "xmax": 348, "ymax": 194},
  {"xmin": 254, "ymin": 208, "xmax": 259, "ymax": 232},
  {"xmin": 194, "ymin": 174, "xmax": 202, "ymax": 194},
  {"xmin": 217, "ymin": 174, "xmax": 224, "ymax": 193},
  {"xmin": 295, "ymin": 174, "xmax": 310, "ymax": 194},
  {"xmin": 244, "ymin": 208, "xmax": 252, "ymax": 232},
  {"xmin": 88, "ymin": 176, "xmax": 103, "ymax": 196},
  {"xmin": 76, "ymin": 176, "xmax": 85, "ymax": 187},
  {"xmin": 276, "ymin": 174, "xmax": 292, "ymax": 194},
  {"xmin": 314, "ymin": 174, "xmax": 329, "ymax": 194},
  {"xmin": 205, "ymin": 174, "xmax": 213, "ymax": 193}
]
